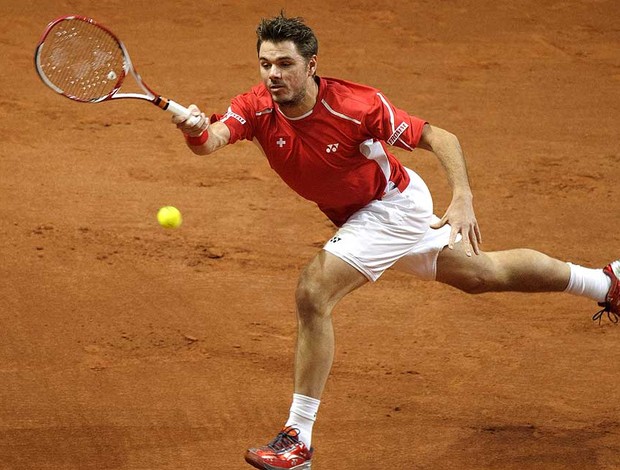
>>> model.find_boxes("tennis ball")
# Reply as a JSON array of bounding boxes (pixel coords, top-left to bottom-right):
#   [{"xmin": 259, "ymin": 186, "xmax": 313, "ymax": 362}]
[{"xmin": 157, "ymin": 206, "xmax": 182, "ymax": 229}]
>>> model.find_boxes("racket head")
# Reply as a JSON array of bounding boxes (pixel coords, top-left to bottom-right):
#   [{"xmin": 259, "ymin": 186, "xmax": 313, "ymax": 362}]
[{"xmin": 35, "ymin": 15, "xmax": 129, "ymax": 103}]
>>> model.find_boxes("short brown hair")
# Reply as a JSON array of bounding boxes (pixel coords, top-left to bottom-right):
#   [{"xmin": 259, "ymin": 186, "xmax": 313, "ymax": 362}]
[{"xmin": 256, "ymin": 12, "xmax": 318, "ymax": 61}]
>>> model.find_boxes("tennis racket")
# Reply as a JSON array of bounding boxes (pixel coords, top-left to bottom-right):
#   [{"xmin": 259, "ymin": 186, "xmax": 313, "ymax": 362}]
[{"xmin": 35, "ymin": 15, "xmax": 200, "ymax": 124}]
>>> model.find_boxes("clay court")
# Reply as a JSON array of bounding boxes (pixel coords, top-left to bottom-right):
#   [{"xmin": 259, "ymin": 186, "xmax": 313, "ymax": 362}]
[{"xmin": 1, "ymin": 0, "xmax": 619, "ymax": 468}]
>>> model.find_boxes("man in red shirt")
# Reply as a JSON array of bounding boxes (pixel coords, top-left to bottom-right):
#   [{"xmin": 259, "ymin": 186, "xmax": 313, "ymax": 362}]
[{"xmin": 174, "ymin": 14, "xmax": 619, "ymax": 470}]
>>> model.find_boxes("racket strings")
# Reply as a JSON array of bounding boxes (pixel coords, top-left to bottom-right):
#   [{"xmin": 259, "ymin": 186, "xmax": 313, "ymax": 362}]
[{"xmin": 37, "ymin": 19, "xmax": 125, "ymax": 102}]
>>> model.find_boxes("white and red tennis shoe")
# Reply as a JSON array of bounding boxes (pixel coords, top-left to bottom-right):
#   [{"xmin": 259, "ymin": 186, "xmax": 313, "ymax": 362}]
[
  {"xmin": 245, "ymin": 426, "xmax": 313, "ymax": 469},
  {"xmin": 594, "ymin": 260, "xmax": 620, "ymax": 323}
]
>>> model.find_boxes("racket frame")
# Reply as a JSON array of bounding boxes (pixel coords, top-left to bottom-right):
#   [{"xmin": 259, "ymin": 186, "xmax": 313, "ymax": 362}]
[{"xmin": 35, "ymin": 15, "xmax": 195, "ymax": 120}]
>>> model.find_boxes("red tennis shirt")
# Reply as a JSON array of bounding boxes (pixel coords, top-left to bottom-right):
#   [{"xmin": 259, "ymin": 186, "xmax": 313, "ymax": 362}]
[{"xmin": 213, "ymin": 76, "xmax": 427, "ymax": 226}]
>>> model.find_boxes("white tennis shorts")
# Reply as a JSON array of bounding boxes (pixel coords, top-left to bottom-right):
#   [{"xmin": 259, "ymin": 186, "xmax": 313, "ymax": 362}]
[{"xmin": 323, "ymin": 168, "xmax": 454, "ymax": 282}]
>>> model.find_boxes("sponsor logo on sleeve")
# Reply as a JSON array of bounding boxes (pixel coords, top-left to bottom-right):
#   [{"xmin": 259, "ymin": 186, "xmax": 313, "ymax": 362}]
[
  {"xmin": 222, "ymin": 107, "xmax": 247, "ymax": 125},
  {"xmin": 387, "ymin": 121, "xmax": 409, "ymax": 146}
]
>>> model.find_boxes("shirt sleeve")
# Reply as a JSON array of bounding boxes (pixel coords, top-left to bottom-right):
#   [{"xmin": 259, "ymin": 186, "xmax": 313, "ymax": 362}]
[
  {"xmin": 210, "ymin": 92, "xmax": 256, "ymax": 144},
  {"xmin": 361, "ymin": 92, "xmax": 427, "ymax": 151}
]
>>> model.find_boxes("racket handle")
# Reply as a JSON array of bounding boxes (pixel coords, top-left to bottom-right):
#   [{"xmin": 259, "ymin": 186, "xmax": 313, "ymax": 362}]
[{"xmin": 162, "ymin": 99, "xmax": 201, "ymax": 126}]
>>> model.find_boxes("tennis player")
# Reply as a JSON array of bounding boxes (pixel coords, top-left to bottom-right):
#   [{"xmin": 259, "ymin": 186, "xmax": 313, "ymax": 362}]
[{"xmin": 173, "ymin": 13, "xmax": 619, "ymax": 470}]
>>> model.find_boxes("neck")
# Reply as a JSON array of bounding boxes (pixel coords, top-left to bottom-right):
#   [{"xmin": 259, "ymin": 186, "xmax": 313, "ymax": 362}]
[{"xmin": 279, "ymin": 77, "xmax": 319, "ymax": 118}]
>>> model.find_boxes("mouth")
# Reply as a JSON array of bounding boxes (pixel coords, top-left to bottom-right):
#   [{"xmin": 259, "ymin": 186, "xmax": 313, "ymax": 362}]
[{"xmin": 269, "ymin": 83, "xmax": 285, "ymax": 92}]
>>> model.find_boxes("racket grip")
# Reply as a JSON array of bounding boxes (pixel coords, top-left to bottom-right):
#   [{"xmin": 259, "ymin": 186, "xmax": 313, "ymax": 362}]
[{"xmin": 164, "ymin": 99, "xmax": 201, "ymax": 126}]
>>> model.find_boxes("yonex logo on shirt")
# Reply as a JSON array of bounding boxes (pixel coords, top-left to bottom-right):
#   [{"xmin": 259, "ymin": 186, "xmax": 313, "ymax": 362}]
[{"xmin": 326, "ymin": 143, "xmax": 339, "ymax": 153}]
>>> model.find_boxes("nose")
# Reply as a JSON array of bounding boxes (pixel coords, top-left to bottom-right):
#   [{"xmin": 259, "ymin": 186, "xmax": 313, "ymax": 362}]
[{"xmin": 268, "ymin": 65, "xmax": 282, "ymax": 80}]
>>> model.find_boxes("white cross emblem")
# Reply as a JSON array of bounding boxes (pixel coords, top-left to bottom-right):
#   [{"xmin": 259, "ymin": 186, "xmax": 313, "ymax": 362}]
[{"xmin": 276, "ymin": 137, "xmax": 286, "ymax": 148}]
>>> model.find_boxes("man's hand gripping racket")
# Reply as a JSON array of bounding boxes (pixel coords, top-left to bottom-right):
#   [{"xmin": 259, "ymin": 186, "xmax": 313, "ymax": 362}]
[{"xmin": 35, "ymin": 15, "xmax": 206, "ymax": 131}]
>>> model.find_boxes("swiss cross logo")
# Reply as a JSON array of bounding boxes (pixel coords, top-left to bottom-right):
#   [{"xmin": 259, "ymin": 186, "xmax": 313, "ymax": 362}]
[
  {"xmin": 276, "ymin": 137, "xmax": 287, "ymax": 148},
  {"xmin": 326, "ymin": 143, "xmax": 339, "ymax": 153}
]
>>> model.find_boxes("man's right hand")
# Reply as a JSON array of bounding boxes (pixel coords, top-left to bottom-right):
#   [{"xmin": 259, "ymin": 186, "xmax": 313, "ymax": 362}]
[{"xmin": 173, "ymin": 104, "xmax": 209, "ymax": 137}]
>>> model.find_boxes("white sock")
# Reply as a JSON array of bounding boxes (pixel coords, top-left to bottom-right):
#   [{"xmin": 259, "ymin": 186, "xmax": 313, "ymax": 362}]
[
  {"xmin": 284, "ymin": 393, "xmax": 320, "ymax": 449},
  {"xmin": 564, "ymin": 263, "xmax": 611, "ymax": 303}
]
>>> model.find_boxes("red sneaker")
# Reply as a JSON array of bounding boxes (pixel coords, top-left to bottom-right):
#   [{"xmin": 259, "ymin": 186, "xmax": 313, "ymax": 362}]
[
  {"xmin": 593, "ymin": 260, "xmax": 620, "ymax": 324},
  {"xmin": 245, "ymin": 426, "xmax": 313, "ymax": 469}
]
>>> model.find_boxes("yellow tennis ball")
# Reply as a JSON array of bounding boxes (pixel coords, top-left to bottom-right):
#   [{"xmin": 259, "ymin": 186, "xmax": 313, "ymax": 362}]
[{"xmin": 157, "ymin": 206, "xmax": 182, "ymax": 229}]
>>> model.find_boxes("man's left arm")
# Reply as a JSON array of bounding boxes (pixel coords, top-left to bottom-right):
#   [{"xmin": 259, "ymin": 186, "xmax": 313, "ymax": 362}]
[{"xmin": 418, "ymin": 123, "xmax": 482, "ymax": 256}]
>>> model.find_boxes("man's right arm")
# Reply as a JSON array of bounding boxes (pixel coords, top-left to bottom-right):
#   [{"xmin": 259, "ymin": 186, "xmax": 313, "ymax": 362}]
[
  {"xmin": 172, "ymin": 104, "xmax": 231, "ymax": 156},
  {"xmin": 185, "ymin": 121, "xmax": 231, "ymax": 156}
]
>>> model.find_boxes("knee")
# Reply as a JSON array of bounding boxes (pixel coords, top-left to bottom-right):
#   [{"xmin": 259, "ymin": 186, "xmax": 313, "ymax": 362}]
[{"xmin": 295, "ymin": 274, "xmax": 330, "ymax": 322}]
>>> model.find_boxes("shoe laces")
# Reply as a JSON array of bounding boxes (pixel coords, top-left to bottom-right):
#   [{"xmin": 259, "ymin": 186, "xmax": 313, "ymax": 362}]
[
  {"xmin": 592, "ymin": 305, "xmax": 619, "ymax": 325},
  {"xmin": 267, "ymin": 426, "xmax": 301, "ymax": 452}
]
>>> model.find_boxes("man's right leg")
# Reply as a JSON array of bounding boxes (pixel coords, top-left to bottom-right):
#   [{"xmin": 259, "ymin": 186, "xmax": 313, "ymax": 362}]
[
  {"xmin": 292, "ymin": 250, "xmax": 368, "ymax": 399},
  {"xmin": 245, "ymin": 250, "xmax": 367, "ymax": 470}
]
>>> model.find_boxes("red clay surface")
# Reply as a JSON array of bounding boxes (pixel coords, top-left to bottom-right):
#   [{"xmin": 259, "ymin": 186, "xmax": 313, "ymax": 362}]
[{"xmin": 1, "ymin": 1, "xmax": 619, "ymax": 468}]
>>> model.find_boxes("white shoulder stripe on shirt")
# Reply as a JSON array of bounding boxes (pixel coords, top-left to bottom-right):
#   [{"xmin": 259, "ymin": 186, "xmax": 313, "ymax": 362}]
[
  {"xmin": 321, "ymin": 94, "xmax": 415, "ymax": 150},
  {"xmin": 377, "ymin": 92, "xmax": 414, "ymax": 150},
  {"xmin": 321, "ymin": 99, "xmax": 362, "ymax": 125},
  {"xmin": 376, "ymin": 93, "xmax": 395, "ymax": 132}
]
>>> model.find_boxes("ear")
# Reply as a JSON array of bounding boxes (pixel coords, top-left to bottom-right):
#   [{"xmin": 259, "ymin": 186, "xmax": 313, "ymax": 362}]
[{"xmin": 307, "ymin": 55, "xmax": 318, "ymax": 76}]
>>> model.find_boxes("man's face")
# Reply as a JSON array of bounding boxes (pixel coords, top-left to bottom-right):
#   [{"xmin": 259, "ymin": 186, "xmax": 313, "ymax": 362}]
[{"xmin": 258, "ymin": 40, "xmax": 316, "ymax": 107}]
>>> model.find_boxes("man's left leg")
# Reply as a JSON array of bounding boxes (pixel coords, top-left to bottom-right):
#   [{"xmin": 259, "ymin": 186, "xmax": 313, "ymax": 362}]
[
  {"xmin": 436, "ymin": 245, "xmax": 571, "ymax": 293},
  {"xmin": 435, "ymin": 243, "xmax": 618, "ymax": 320}
]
